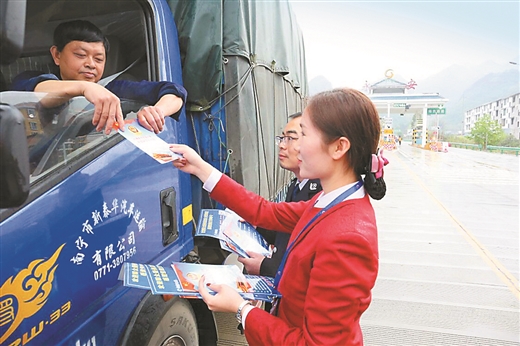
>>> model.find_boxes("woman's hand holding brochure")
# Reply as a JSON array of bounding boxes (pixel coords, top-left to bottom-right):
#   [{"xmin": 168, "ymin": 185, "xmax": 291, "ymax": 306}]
[{"xmin": 198, "ymin": 275, "xmax": 245, "ymax": 314}]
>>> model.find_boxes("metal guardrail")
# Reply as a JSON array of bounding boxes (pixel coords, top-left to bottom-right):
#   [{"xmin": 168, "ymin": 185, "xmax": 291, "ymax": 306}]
[
  {"xmin": 450, "ymin": 142, "xmax": 482, "ymax": 150},
  {"xmin": 486, "ymin": 145, "xmax": 520, "ymax": 156},
  {"xmin": 450, "ymin": 143, "xmax": 520, "ymax": 156}
]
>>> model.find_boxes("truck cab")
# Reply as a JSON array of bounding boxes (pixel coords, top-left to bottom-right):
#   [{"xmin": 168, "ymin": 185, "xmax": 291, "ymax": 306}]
[{"xmin": 0, "ymin": 1, "xmax": 208, "ymax": 345}]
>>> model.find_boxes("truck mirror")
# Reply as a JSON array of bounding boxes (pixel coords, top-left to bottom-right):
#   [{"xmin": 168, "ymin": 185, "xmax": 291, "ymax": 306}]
[
  {"xmin": 0, "ymin": 0, "xmax": 26, "ymax": 64},
  {"xmin": 0, "ymin": 104, "xmax": 30, "ymax": 208}
]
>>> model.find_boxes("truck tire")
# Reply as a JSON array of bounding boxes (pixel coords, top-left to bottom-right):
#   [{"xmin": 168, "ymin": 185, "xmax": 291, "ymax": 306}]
[{"xmin": 125, "ymin": 295, "xmax": 199, "ymax": 346}]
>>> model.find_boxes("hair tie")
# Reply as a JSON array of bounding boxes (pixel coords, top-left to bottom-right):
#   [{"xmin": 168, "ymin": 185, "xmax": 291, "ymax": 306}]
[{"xmin": 370, "ymin": 148, "xmax": 389, "ymax": 179}]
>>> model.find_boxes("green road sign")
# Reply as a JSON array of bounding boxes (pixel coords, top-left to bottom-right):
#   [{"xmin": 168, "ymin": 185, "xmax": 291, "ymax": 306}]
[
  {"xmin": 427, "ymin": 108, "xmax": 446, "ymax": 115},
  {"xmin": 393, "ymin": 103, "xmax": 406, "ymax": 107}
]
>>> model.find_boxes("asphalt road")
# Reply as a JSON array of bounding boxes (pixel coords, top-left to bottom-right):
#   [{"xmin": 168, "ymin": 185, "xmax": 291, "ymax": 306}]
[{"xmin": 390, "ymin": 143, "xmax": 519, "ymax": 283}]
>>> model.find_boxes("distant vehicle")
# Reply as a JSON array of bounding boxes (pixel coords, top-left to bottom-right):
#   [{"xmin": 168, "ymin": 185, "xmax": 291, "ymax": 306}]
[{"xmin": 0, "ymin": 0, "xmax": 306, "ymax": 345}]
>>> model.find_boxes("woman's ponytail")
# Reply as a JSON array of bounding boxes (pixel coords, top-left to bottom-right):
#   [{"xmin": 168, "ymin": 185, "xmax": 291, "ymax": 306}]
[{"xmin": 363, "ymin": 148, "xmax": 388, "ymax": 200}]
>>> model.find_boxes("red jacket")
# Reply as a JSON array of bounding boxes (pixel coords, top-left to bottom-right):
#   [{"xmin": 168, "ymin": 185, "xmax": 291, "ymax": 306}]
[{"xmin": 211, "ymin": 175, "xmax": 379, "ymax": 346}]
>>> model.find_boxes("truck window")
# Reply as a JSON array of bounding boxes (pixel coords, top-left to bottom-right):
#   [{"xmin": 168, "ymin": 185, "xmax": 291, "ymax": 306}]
[{"xmin": 0, "ymin": 91, "xmax": 145, "ymax": 183}]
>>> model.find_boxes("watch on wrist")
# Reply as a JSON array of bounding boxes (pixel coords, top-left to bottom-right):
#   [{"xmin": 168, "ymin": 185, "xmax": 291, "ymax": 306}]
[{"xmin": 236, "ymin": 301, "xmax": 252, "ymax": 323}]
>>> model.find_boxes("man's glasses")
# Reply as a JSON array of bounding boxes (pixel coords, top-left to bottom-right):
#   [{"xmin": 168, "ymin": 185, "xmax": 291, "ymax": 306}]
[{"xmin": 275, "ymin": 135, "xmax": 299, "ymax": 145}]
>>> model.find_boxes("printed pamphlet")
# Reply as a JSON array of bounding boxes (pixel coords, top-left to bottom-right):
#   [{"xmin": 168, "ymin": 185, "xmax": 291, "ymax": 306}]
[
  {"xmin": 119, "ymin": 262, "xmax": 281, "ymax": 302},
  {"xmin": 195, "ymin": 209, "xmax": 272, "ymax": 258},
  {"xmin": 118, "ymin": 119, "xmax": 182, "ymax": 164}
]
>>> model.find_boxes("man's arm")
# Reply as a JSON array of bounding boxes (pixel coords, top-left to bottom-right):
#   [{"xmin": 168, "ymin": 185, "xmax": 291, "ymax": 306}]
[
  {"xmin": 35, "ymin": 80, "xmax": 124, "ymax": 134},
  {"xmin": 154, "ymin": 94, "xmax": 184, "ymax": 117}
]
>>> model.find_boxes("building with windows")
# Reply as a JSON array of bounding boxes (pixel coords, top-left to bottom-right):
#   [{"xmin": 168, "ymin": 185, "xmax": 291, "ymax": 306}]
[{"xmin": 464, "ymin": 93, "xmax": 520, "ymax": 139}]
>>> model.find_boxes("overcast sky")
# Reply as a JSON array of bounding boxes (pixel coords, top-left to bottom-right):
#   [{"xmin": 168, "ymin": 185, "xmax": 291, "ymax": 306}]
[{"xmin": 290, "ymin": 1, "xmax": 519, "ymax": 89}]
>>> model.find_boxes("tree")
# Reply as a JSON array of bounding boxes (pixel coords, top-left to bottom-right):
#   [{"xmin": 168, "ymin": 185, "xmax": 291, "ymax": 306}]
[{"xmin": 469, "ymin": 114, "xmax": 505, "ymax": 149}]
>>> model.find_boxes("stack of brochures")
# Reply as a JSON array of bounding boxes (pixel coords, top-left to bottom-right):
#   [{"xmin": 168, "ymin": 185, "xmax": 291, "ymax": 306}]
[
  {"xmin": 195, "ymin": 209, "xmax": 272, "ymax": 258},
  {"xmin": 119, "ymin": 262, "xmax": 282, "ymax": 301}
]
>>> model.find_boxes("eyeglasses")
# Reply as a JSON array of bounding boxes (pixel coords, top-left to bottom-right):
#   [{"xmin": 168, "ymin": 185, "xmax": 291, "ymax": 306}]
[{"xmin": 275, "ymin": 135, "xmax": 299, "ymax": 145}]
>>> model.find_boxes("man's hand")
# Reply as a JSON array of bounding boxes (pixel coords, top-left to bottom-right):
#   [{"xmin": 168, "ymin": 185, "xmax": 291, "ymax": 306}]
[
  {"xmin": 139, "ymin": 94, "xmax": 183, "ymax": 133},
  {"xmin": 137, "ymin": 105, "xmax": 165, "ymax": 133},
  {"xmin": 238, "ymin": 252, "xmax": 265, "ymax": 275},
  {"xmin": 137, "ymin": 94, "xmax": 182, "ymax": 133},
  {"xmin": 83, "ymin": 83, "xmax": 124, "ymax": 134}
]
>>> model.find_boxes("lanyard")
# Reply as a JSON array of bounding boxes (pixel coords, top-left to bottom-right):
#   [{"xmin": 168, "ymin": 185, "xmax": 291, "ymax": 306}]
[{"xmin": 273, "ymin": 180, "xmax": 363, "ymax": 288}]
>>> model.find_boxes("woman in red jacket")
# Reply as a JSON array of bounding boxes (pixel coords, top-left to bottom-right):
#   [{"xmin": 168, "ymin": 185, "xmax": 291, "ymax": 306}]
[{"xmin": 171, "ymin": 88, "xmax": 388, "ymax": 346}]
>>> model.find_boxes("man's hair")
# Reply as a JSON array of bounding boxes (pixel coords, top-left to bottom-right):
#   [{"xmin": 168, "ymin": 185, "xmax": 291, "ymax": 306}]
[
  {"xmin": 288, "ymin": 112, "xmax": 302, "ymax": 120},
  {"xmin": 53, "ymin": 20, "xmax": 109, "ymax": 53}
]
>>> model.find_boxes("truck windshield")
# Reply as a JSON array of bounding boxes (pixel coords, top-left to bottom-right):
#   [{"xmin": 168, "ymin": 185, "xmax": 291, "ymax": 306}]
[{"xmin": 0, "ymin": 91, "xmax": 145, "ymax": 183}]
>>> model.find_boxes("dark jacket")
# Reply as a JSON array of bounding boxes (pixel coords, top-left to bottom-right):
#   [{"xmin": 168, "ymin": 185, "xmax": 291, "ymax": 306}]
[
  {"xmin": 11, "ymin": 72, "xmax": 187, "ymax": 120},
  {"xmin": 258, "ymin": 178, "xmax": 322, "ymax": 277}
]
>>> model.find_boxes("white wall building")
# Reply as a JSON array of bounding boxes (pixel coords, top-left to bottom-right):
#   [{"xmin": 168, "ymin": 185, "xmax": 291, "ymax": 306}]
[{"xmin": 464, "ymin": 93, "xmax": 520, "ymax": 139}]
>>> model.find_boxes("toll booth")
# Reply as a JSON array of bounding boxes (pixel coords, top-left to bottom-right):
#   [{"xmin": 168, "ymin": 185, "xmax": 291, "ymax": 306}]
[{"xmin": 364, "ymin": 70, "xmax": 448, "ymax": 150}]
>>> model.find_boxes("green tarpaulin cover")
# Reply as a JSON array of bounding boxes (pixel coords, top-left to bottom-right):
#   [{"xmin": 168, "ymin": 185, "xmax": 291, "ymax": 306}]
[{"xmin": 168, "ymin": 0, "xmax": 307, "ymax": 111}]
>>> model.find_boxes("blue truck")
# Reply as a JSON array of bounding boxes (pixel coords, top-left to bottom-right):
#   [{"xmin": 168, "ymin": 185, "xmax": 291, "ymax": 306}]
[{"xmin": 0, "ymin": 0, "xmax": 307, "ymax": 345}]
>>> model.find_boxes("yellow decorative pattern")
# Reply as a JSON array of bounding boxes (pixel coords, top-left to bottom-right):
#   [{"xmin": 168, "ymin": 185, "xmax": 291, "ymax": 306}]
[
  {"xmin": 385, "ymin": 69, "xmax": 394, "ymax": 78},
  {"xmin": 0, "ymin": 244, "xmax": 65, "ymax": 344}
]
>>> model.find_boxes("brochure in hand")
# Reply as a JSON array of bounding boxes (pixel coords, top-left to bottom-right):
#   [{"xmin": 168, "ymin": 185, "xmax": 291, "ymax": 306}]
[
  {"xmin": 119, "ymin": 261, "xmax": 281, "ymax": 302},
  {"xmin": 195, "ymin": 209, "xmax": 272, "ymax": 258},
  {"xmin": 118, "ymin": 119, "xmax": 182, "ymax": 164}
]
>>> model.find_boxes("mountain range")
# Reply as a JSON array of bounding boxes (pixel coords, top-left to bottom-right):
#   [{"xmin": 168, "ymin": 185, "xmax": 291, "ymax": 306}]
[
  {"xmin": 309, "ymin": 60, "xmax": 520, "ymax": 134},
  {"xmin": 413, "ymin": 61, "xmax": 519, "ymax": 133},
  {"xmin": 309, "ymin": 75, "xmax": 333, "ymax": 96}
]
